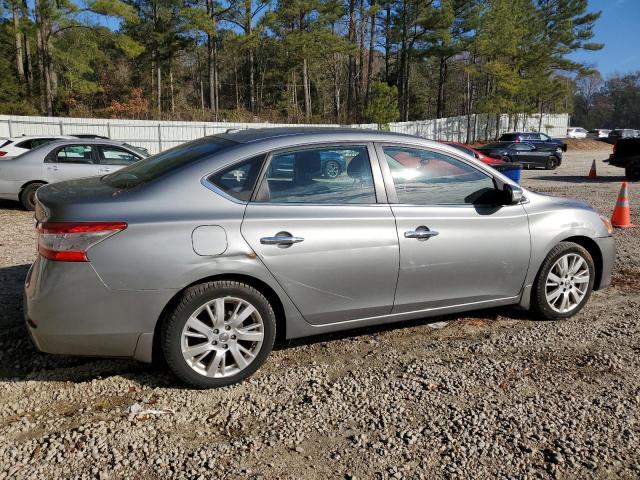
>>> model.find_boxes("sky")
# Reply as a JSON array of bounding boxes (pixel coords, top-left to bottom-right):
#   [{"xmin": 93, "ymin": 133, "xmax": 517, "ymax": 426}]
[{"xmin": 568, "ymin": 0, "xmax": 640, "ymax": 77}]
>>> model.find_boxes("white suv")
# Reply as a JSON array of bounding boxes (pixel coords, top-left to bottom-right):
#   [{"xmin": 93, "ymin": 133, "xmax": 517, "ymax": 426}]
[{"xmin": 0, "ymin": 135, "xmax": 75, "ymax": 159}]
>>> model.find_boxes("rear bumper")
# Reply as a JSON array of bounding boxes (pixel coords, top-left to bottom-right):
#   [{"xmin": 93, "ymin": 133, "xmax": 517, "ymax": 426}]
[
  {"xmin": 24, "ymin": 257, "xmax": 177, "ymax": 362},
  {"xmin": 594, "ymin": 235, "xmax": 615, "ymax": 290}
]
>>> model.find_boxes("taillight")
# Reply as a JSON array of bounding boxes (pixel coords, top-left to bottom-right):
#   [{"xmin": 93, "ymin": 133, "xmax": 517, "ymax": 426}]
[
  {"xmin": 0, "ymin": 151, "xmax": 7, "ymax": 157},
  {"xmin": 37, "ymin": 222, "xmax": 127, "ymax": 262},
  {"xmin": 613, "ymin": 142, "xmax": 618, "ymax": 154}
]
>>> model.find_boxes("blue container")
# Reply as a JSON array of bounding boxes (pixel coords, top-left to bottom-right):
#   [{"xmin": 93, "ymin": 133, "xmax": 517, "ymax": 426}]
[{"xmin": 491, "ymin": 162, "xmax": 522, "ymax": 184}]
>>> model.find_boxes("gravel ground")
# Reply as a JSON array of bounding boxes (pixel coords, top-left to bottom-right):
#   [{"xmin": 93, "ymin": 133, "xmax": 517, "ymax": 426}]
[{"xmin": 1, "ymin": 147, "xmax": 639, "ymax": 479}]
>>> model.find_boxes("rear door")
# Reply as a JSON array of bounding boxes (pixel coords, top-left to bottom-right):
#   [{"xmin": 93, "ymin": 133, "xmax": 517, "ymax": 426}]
[
  {"xmin": 96, "ymin": 145, "xmax": 144, "ymax": 175},
  {"xmin": 241, "ymin": 143, "xmax": 400, "ymax": 325},
  {"xmin": 376, "ymin": 143, "xmax": 530, "ymax": 313},
  {"xmin": 44, "ymin": 144, "xmax": 99, "ymax": 182}
]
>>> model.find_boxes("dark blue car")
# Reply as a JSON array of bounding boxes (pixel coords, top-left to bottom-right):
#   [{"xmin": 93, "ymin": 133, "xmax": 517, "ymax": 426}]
[{"xmin": 499, "ymin": 132, "xmax": 567, "ymax": 152}]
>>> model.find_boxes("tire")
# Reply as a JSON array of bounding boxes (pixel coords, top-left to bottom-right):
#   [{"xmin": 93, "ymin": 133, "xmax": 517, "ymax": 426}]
[
  {"xmin": 161, "ymin": 280, "xmax": 276, "ymax": 388},
  {"xmin": 323, "ymin": 160, "xmax": 341, "ymax": 178},
  {"xmin": 545, "ymin": 156, "xmax": 558, "ymax": 170},
  {"xmin": 19, "ymin": 182, "xmax": 45, "ymax": 211},
  {"xmin": 531, "ymin": 242, "xmax": 595, "ymax": 320},
  {"xmin": 626, "ymin": 161, "xmax": 640, "ymax": 181}
]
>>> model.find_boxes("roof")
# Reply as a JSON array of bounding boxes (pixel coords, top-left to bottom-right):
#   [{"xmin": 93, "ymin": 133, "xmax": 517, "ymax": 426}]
[{"xmin": 216, "ymin": 127, "xmax": 421, "ymax": 144}]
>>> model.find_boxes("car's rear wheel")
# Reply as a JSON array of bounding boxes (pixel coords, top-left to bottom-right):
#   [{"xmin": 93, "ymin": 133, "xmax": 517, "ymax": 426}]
[
  {"xmin": 626, "ymin": 160, "xmax": 640, "ymax": 181},
  {"xmin": 162, "ymin": 280, "xmax": 276, "ymax": 388},
  {"xmin": 323, "ymin": 160, "xmax": 341, "ymax": 178},
  {"xmin": 545, "ymin": 156, "xmax": 558, "ymax": 170},
  {"xmin": 19, "ymin": 182, "xmax": 45, "ymax": 211},
  {"xmin": 531, "ymin": 242, "xmax": 595, "ymax": 320}
]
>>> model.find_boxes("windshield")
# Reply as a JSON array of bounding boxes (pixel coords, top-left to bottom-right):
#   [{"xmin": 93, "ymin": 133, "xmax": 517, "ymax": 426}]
[{"xmin": 102, "ymin": 136, "xmax": 237, "ymax": 189}]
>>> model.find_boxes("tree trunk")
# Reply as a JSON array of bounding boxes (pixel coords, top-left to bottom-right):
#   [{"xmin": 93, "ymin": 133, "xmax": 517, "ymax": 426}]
[
  {"xmin": 384, "ymin": 3, "xmax": 391, "ymax": 84},
  {"xmin": 358, "ymin": 0, "xmax": 366, "ymax": 98},
  {"xmin": 156, "ymin": 55, "xmax": 162, "ymax": 114},
  {"xmin": 169, "ymin": 64, "xmax": 175, "ymax": 113},
  {"xmin": 208, "ymin": 34, "xmax": 216, "ymax": 112},
  {"xmin": 11, "ymin": 0, "xmax": 25, "ymax": 83},
  {"xmin": 35, "ymin": 26, "xmax": 46, "ymax": 113},
  {"xmin": 347, "ymin": 0, "xmax": 357, "ymax": 117},
  {"xmin": 21, "ymin": 0, "xmax": 33, "ymax": 91},
  {"xmin": 302, "ymin": 58, "xmax": 311, "ymax": 121},
  {"xmin": 244, "ymin": 0, "xmax": 255, "ymax": 114},
  {"xmin": 436, "ymin": 57, "xmax": 447, "ymax": 119},
  {"xmin": 366, "ymin": 4, "xmax": 375, "ymax": 105}
]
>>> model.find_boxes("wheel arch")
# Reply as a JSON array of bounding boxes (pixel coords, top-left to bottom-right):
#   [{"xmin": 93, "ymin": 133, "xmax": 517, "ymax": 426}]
[
  {"xmin": 152, "ymin": 273, "xmax": 287, "ymax": 363},
  {"xmin": 20, "ymin": 179, "xmax": 48, "ymax": 192},
  {"xmin": 558, "ymin": 235, "xmax": 604, "ymax": 289}
]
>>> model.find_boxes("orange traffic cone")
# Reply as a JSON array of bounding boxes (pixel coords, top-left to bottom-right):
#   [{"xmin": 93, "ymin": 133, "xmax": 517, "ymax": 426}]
[
  {"xmin": 588, "ymin": 159, "xmax": 597, "ymax": 179},
  {"xmin": 611, "ymin": 182, "xmax": 635, "ymax": 228}
]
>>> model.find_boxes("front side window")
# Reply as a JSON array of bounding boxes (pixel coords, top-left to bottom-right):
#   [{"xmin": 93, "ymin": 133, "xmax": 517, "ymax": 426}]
[
  {"xmin": 98, "ymin": 146, "xmax": 141, "ymax": 165},
  {"xmin": 208, "ymin": 154, "xmax": 265, "ymax": 201},
  {"xmin": 254, "ymin": 146, "xmax": 376, "ymax": 204},
  {"xmin": 383, "ymin": 146, "xmax": 496, "ymax": 205},
  {"xmin": 55, "ymin": 145, "xmax": 95, "ymax": 164}
]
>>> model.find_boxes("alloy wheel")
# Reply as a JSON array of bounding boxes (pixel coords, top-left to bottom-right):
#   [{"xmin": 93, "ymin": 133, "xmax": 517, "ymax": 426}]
[
  {"xmin": 545, "ymin": 253, "xmax": 590, "ymax": 313},
  {"xmin": 180, "ymin": 296, "xmax": 264, "ymax": 378}
]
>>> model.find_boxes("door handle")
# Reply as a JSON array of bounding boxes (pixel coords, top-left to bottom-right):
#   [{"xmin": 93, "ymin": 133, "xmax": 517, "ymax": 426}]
[
  {"xmin": 47, "ymin": 165, "xmax": 58, "ymax": 171},
  {"xmin": 260, "ymin": 233, "xmax": 304, "ymax": 246},
  {"xmin": 404, "ymin": 227, "xmax": 439, "ymax": 240}
]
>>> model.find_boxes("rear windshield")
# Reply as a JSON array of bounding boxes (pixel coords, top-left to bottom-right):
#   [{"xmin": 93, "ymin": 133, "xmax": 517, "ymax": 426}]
[
  {"xmin": 102, "ymin": 136, "xmax": 237, "ymax": 189},
  {"xmin": 0, "ymin": 140, "xmax": 12, "ymax": 148}
]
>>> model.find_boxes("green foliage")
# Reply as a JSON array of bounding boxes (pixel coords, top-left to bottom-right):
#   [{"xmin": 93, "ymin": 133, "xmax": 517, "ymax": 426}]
[
  {"xmin": 0, "ymin": 0, "xmax": 607, "ymax": 123},
  {"xmin": 365, "ymin": 82, "xmax": 399, "ymax": 126}
]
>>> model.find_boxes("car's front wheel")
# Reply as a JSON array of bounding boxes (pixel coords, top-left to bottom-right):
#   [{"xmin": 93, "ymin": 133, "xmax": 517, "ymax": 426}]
[
  {"xmin": 626, "ymin": 160, "xmax": 640, "ymax": 181},
  {"xmin": 162, "ymin": 280, "xmax": 276, "ymax": 388},
  {"xmin": 531, "ymin": 242, "xmax": 595, "ymax": 320}
]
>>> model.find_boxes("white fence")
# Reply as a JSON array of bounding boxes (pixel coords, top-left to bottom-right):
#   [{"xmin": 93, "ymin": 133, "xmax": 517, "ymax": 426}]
[{"xmin": 0, "ymin": 113, "xmax": 569, "ymax": 154}]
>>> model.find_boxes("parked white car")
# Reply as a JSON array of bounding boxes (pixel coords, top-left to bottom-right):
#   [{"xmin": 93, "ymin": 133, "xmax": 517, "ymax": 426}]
[
  {"xmin": 566, "ymin": 127, "xmax": 588, "ymax": 139},
  {"xmin": 587, "ymin": 129, "xmax": 611, "ymax": 139},
  {"xmin": 0, "ymin": 139, "xmax": 148, "ymax": 209},
  {"xmin": 0, "ymin": 135, "xmax": 75, "ymax": 158}
]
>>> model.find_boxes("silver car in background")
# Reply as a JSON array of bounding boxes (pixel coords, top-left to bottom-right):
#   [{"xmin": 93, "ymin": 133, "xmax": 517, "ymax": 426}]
[
  {"xmin": 0, "ymin": 139, "xmax": 148, "ymax": 210},
  {"xmin": 24, "ymin": 128, "xmax": 615, "ymax": 388}
]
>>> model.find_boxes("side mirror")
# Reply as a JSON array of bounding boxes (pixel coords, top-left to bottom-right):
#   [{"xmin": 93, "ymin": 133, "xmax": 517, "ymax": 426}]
[{"xmin": 503, "ymin": 184, "xmax": 523, "ymax": 204}]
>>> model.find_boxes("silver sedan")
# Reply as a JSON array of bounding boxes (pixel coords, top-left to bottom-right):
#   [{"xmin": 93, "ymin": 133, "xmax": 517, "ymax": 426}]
[
  {"xmin": 24, "ymin": 128, "xmax": 615, "ymax": 388},
  {"xmin": 0, "ymin": 139, "xmax": 147, "ymax": 210}
]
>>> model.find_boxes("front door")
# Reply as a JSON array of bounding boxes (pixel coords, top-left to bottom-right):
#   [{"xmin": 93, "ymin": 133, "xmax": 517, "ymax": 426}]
[
  {"xmin": 241, "ymin": 144, "xmax": 399, "ymax": 325},
  {"xmin": 44, "ymin": 144, "xmax": 99, "ymax": 182},
  {"xmin": 377, "ymin": 144, "xmax": 531, "ymax": 314}
]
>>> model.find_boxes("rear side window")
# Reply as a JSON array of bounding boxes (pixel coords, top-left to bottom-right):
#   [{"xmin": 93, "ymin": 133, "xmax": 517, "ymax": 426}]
[
  {"xmin": 15, "ymin": 139, "xmax": 33, "ymax": 149},
  {"xmin": 103, "ymin": 136, "xmax": 237, "ymax": 189},
  {"xmin": 208, "ymin": 154, "xmax": 266, "ymax": 201},
  {"xmin": 254, "ymin": 145, "xmax": 376, "ymax": 204},
  {"xmin": 500, "ymin": 134, "xmax": 516, "ymax": 141}
]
